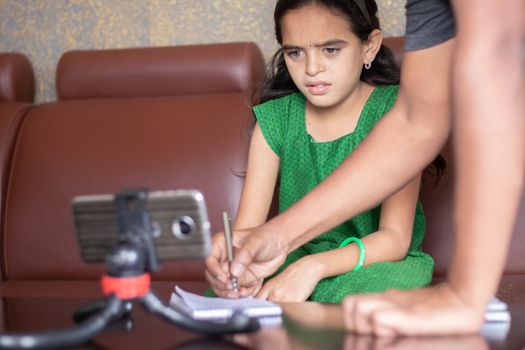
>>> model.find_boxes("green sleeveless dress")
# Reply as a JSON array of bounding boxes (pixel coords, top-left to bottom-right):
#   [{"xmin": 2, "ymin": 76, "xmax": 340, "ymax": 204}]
[{"xmin": 253, "ymin": 85, "xmax": 434, "ymax": 303}]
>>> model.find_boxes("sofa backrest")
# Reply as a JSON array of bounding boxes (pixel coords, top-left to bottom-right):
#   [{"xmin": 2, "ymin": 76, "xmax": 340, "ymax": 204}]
[
  {"xmin": 383, "ymin": 37, "xmax": 525, "ymax": 277},
  {"xmin": 56, "ymin": 43, "xmax": 264, "ymax": 102},
  {"xmin": 0, "ymin": 53, "xmax": 35, "ymax": 280},
  {"xmin": 0, "ymin": 53, "xmax": 35, "ymax": 104},
  {"xmin": 1, "ymin": 43, "xmax": 265, "ymax": 281}
]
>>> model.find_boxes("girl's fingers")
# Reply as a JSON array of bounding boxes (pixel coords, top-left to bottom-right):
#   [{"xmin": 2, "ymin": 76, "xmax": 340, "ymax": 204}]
[
  {"xmin": 205, "ymin": 258, "xmax": 229, "ymax": 284},
  {"xmin": 204, "ymin": 270, "xmax": 231, "ymax": 297},
  {"xmin": 238, "ymin": 279, "xmax": 263, "ymax": 298},
  {"xmin": 206, "ymin": 236, "xmax": 230, "ymax": 283}
]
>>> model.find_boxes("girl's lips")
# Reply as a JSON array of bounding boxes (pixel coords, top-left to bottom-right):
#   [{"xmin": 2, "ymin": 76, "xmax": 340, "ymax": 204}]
[{"xmin": 306, "ymin": 82, "xmax": 330, "ymax": 95}]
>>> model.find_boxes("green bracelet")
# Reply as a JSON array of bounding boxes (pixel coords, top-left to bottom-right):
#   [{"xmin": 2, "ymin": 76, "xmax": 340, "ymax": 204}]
[{"xmin": 338, "ymin": 237, "xmax": 366, "ymax": 272}]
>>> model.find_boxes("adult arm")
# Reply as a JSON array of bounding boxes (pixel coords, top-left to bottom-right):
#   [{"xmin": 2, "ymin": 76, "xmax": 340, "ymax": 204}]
[
  {"xmin": 343, "ymin": 0, "xmax": 525, "ymax": 335},
  {"xmin": 446, "ymin": 0, "xmax": 525, "ymax": 311}
]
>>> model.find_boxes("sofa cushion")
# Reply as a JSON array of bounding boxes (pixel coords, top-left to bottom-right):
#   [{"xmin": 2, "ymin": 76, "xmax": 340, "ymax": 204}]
[
  {"xmin": 2, "ymin": 94, "xmax": 252, "ymax": 280},
  {"xmin": 56, "ymin": 42, "xmax": 265, "ymax": 101}
]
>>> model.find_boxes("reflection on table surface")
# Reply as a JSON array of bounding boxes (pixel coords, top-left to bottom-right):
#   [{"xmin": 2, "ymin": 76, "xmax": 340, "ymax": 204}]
[{"xmin": 0, "ymin": 281, "xmax": 523, "ymax": 350}]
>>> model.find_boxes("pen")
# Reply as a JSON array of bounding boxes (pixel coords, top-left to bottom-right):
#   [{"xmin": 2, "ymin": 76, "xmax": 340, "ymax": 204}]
[{"xmin": 222, "ymin": 211, "xmax": 239, "ymax": 293}]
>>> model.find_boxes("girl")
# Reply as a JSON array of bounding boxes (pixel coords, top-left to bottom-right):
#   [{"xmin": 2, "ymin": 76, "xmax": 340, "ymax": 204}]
[{"xmin": 206, "ymin": 0, "xmax": 435, "ymax": 303}]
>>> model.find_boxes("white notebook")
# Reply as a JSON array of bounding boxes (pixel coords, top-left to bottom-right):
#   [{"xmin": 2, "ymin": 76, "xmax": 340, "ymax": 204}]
[
  {"xmin": 485, "ymin": 297, "xmax": 511, "ymax": 323},
  {"xmin": 169, "ymin": 286, "xmax": 282, "ymax": 321},
  {"xmin": 481, "ymin": 297, "xmax": 511, "ymax": 342}
]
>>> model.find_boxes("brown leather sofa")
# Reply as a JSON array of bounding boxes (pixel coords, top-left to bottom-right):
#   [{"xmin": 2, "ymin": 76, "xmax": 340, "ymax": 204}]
[
  {"xmin": 0, "ymin": 43, "xmax": 265, "ymax": 281},
  {"xmin": 0, "ymin": 53, "xmax": 35, "ymax": 282},
  {"xmin": 0, "ymin": 39, "xmax": 523, "ymax": 303},
  {"xmin": 0, "ymin": 53, "xmax": 34, "ymax": 216}
]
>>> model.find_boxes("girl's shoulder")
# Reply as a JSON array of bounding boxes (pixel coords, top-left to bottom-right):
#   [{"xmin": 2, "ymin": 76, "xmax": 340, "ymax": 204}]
[
  {"xmin": 252, "ymin": 93, "xmax": 304, "ymax": 157},
  {"xmin": 253, "ymin": 92, "xmax": 304, "ymax": 113},
  {"xmin": 253, "ymin": 92, "xmax": 304, "ymax": 128},
  {"xmin": 360, "ymin": 85, "xmax": 400, "ymax": 128},
  {"xmin": 366, "ymin": 84, "xmax": 399, "ymax": 113},
  {"xmin": 373, "ymin": 84, "xmax": 399, "ymax": 100}
]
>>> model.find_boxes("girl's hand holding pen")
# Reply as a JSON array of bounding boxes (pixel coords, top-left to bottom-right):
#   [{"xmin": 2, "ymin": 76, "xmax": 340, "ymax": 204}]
[
  {"xmin": 205, "ymin": 226, "xmax": 287, "ymax": 298},
  {"xmin": 205, "ymin": 228, "xmax": 261, "ymax": 298}
]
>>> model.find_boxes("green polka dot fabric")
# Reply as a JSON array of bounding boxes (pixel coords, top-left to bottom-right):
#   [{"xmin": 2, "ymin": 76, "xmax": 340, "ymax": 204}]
[{"xmin": 253, "ymin": 85, "xmax": 434, "ymax": 303}]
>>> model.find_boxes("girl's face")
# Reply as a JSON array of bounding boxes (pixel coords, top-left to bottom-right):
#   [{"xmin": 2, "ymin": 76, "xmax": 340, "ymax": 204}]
[{"xmin": 280, "ymin": 4, "xmax": 371, "ymax": 108}]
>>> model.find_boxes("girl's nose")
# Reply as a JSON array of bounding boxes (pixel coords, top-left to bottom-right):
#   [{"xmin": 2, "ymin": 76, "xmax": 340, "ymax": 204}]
[{"xmin": 305, "ymin": 53, "xmax": 323, "ymax": 76}]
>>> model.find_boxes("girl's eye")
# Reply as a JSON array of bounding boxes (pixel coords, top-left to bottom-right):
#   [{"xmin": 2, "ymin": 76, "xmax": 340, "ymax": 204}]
[
  {"xmin": 323, "ymin": 47, "xmax": 340, "ymax": 55},
  {"xmin": 285, "ymin": 49, "xmax": 302, "ymax": 58}
]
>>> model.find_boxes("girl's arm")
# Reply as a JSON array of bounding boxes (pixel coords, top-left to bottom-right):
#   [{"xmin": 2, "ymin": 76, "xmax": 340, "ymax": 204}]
[
  {"xmin": 234, "ymin": 122, "xmax": 280, "ymax": 229},
  {"xmin": 205, "ymin": 122, "xmax": 280, "ymax": 297},
  {"xmin": 256, "ymin": 175, "xmax": 421, "ymax": 302},
  {"xmin": 312, "ymin": 174, "xmax": 421, "ymax": 277}
]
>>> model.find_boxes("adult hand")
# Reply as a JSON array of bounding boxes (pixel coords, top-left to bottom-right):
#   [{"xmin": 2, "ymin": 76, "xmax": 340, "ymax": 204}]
[
  {"xmin": 229, "ymin": 226, "xmax": 288, "ymax": 292},
  {"xmin": 342, "ymin": 283, "xmax": 485, "ymax": 336},
  {"xmin": 342, "ymin": 332, "xmax": 489, "ymax": 350},
  {"xmin": 205, "ymin": 226, "xmax": 287, "ymax": 298},
  {"xmin": 256, "ymin": 256, "xmax": 322, "ymax": 302}
]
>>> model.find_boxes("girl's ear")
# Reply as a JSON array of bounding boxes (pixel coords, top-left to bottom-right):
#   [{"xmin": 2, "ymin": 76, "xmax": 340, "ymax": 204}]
[{"xmin": 364, "ymin": 29, "xmax": 383, "ymax": 65}]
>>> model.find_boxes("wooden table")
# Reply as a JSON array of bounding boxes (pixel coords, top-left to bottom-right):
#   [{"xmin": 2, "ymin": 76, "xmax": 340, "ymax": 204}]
[{"xmin": 0, "ymin": 281, "xmax": 523, "ymax": 349}]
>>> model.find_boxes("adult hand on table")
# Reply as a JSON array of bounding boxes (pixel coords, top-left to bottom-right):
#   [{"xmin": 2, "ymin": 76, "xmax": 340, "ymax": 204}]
[
  {"xmin": 343, "ymin": 283, "xmax": 485, "ymax": 336},
  {"xmin": 342, "ymin": 332, "xmax": 489, "ymax": 350}
]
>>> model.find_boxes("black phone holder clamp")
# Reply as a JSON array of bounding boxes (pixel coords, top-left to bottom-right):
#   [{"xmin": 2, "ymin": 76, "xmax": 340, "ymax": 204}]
[{"xmin": 0, "ymin": 189, "xmax": 259, "ymax": 349}]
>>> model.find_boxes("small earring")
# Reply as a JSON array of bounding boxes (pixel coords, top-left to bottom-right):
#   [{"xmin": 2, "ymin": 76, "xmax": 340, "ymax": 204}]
[{"xmin": 364, "ymin": 62, "xmax": 371, "ymax": 70}]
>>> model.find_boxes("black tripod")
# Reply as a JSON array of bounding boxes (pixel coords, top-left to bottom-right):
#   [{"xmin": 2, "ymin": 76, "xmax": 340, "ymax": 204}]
[{"xmin": 0, "ymin": 190, "xmax": 259, "ymax": 349}]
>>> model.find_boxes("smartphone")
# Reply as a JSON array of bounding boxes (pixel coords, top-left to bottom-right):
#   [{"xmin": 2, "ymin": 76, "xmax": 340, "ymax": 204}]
[{"xmin": 72, "ymin": 189, "xmax": 211, "ymax": 262}]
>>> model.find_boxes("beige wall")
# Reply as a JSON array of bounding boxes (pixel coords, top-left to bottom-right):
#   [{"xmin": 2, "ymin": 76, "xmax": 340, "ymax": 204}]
[{"xmin": 0, "ymin": 0, "xmax": 406, "ymax": 103}]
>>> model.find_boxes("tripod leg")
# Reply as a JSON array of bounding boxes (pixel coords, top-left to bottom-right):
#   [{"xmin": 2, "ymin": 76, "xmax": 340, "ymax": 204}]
[
  {"xmin": 74, "ymin": 297, "xmax": 133, "ymax": 324},
  {"xmin": 141, "ymin": 291, "xmax": 260, "ymax": 336}
]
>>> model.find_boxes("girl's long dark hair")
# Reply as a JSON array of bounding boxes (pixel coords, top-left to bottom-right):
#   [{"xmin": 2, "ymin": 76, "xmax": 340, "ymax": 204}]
[{"xmin": 256, "ymin": 0, "xmax": 445, "ymax": 183}]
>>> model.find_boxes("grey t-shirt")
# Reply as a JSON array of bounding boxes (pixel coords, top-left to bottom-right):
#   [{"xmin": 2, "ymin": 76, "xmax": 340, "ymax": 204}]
[{"xmin": 404, "ymin": 0, "xmax": 456, "ymax": 51}]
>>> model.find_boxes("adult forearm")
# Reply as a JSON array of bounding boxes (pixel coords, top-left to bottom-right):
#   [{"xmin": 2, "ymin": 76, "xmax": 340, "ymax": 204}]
[{"xmin": 448, "ymin": 0, "xmax": 525, "ymax": 309}]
